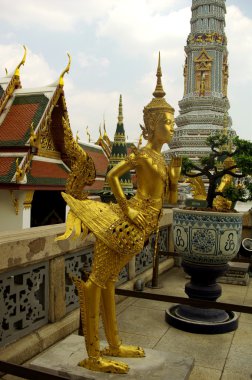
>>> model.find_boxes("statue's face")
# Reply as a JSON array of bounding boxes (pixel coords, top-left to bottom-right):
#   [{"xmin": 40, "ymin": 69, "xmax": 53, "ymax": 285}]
[{"xmin": 155, "ymin": 112, "xmax": 175, "ymax": 143}]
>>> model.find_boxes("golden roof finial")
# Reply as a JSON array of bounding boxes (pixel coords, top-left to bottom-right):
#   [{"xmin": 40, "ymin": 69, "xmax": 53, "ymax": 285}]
[
  {"xmin": 29, "ymin": 122, "xmax": 38, "ymax": 148},
  {"xmin": 99, "ymin": 124, "xmax": 102, "ymax": 137},
  {"xmin": 14, "ymin": 45, "xmax": 27, "ymax": 77},
  {"xmin": 59, "ymin": 53, "xmax": 71, "ymax": 86},
  {"xmin": 152, "ymin": 51, "xmax": 166, "ymax": 99},
  {"xmin": 118, "ymin": 94, "xmax": 123, "ymax": 124},
  {"xmin": 86, "ymin": 126, "xmax": 91, "ymax": 143},
  {"xmin": 15, "ymin": 158, "xmax": 24, "ymax": 183},
  {"xmin": 5, "ymin": 68, "xmax": 8, "ymax": 76},
  {"xmin": 103, "ymin": 119, "xmax": 108, "ymax": 136}
]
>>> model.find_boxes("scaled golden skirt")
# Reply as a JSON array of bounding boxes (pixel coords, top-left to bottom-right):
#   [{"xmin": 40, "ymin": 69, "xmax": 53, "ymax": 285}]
[{"xmin": 62, "ymin": 193, "xmax": 161, "ymax": 256}]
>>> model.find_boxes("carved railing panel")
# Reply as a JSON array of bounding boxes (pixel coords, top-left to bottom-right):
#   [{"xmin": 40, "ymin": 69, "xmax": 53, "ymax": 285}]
[
  {"xmin": 0, "ymin": 263, "xmax": 48, "ymax": 347},
  {"xmin": 65, "ymin": 248, "xmax": 93, "ymax": 312},
  {"xmin": 117, "ymin": 264, "xmax": 129, "ymax": 286},
  {"xmin": 65, "ymin": 245, "xmax": 130, "ymax": 312}
]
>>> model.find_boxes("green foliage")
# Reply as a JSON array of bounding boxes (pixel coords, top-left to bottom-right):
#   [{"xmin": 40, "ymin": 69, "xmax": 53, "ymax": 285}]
[
  {"xmin": 181, "ymin": 157, "xmax": 196, "ymax": 175},
  {"xmin": 182, "ymin": 132, "xmax": 252, "ymax": 209},
  {"xmin": 206, "ymin": 132, "xmax": 229, "ymax": 149},
  {"xmin": 223, "ymin": 183, "xmax": 247, "ymax": 203}
]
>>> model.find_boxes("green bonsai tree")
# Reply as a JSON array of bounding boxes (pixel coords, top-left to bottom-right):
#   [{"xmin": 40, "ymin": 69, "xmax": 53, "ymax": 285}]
[{"xmin": 182, "ymin": 132, "xmax": 252, "ymax": 210}]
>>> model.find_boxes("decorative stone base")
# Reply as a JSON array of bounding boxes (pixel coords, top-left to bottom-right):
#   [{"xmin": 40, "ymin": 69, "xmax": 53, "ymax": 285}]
[
  {"xmin": 166, "ymin": 305, "xmax": 238, "ymax": 334},
  {"xmin": 217, "ymin": 262, "xmax": 250, "ymax": 286},
  {"xmin": 29, "ymin": 335, "xmax": 194, "ymax": 380},
  {"xmin": 217, "ymin": 274, "xmax": 249, "ymax": 286}
]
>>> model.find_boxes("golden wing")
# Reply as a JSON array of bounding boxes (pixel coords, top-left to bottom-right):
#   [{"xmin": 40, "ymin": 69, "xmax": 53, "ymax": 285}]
[{"xmin": 62, "ymin": 117, "xmax": 96, "ymax": 200}]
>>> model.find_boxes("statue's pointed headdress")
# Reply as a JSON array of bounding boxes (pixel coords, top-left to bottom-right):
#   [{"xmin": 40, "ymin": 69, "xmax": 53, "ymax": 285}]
[{"xmin": 144, "ymin": 52, "xmax": 174, "ymax": 114}]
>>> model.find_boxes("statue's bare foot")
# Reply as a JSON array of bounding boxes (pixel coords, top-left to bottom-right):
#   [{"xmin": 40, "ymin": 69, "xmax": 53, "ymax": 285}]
[
  {"xmin": 78, "ymin": 356, "xmax": 129, "ymax": 374},
  {"xmin": 102, "ymin": 344, "xmax": 145, "ymax": 358}
]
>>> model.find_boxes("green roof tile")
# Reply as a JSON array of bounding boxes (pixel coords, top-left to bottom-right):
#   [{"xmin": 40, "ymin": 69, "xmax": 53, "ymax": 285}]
[{"xmin": 0, "ymin": 86, "xmax": 4, "ymax": 99}]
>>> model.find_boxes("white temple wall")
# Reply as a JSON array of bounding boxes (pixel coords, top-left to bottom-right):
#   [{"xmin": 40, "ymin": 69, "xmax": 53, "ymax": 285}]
[
  {"xmin": 0, "ymin": 190, "xmax": 30, "ymax": 232},
  {"xmin": 22, "ymin": 206, "xmax": 31, "ymax": 229}
]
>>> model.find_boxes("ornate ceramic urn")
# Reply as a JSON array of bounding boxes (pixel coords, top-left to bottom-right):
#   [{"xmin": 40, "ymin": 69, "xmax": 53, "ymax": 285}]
[
  {"xmin": 173, "ymin": 209, "xmax": 243, "ymax": 265},
  {"xmin": 166, "ymin": 208, "xmax": 243, "ymax": 334}
]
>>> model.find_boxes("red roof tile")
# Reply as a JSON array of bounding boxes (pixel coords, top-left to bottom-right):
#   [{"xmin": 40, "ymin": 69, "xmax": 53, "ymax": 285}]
[
  {"xmin": 86, "ymin": 179, "xmax": 105, "ymax": 191},
  {"xmin": 0, "ymin": 157, "xmax": 15, "ymax": 176},
  {"xmin": 86, "ymin": 149, "xmax": 108, "ymax": 176},
  {"xmin": 30, "ymin": 160, "xmax": 68, "ymax": 179},
  {"xmin": 0, "ymin": 103, "xmax": 39, "ymax": 142}
]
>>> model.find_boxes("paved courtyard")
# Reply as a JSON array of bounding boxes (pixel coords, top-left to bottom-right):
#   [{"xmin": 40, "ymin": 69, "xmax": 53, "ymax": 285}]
[{"xmin": 100, "ymin": 267, "xmax": 252, "ymax": 380}]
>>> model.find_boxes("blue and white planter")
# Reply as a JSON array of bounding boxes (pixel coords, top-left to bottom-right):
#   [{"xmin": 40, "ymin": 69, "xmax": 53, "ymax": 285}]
[
  {"xmin": 173, "ymin": 208, "xmax": 243, "ymax": 265},
  {"xmin": 166, "ymin": 208, "xmax": 243, "ymax": 333}
]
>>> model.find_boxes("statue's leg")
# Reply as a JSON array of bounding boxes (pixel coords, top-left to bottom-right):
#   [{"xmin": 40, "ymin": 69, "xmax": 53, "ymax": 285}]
[
  {"xmin": 100, "ymin": 256, "xmax": 145, "ymax": 358},
  {"xmin": 75, "ymin": 278, "xmax": 101, "ymax": 359},
  {"xmin": 74, "ymin": 240, "xmax": 129, "ymax": 374}
]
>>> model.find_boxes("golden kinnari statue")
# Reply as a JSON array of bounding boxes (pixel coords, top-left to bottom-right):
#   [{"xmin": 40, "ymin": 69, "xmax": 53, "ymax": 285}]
[{"xmin": 57, "ymin": 53, "xmax": 181, "ymax": 374}]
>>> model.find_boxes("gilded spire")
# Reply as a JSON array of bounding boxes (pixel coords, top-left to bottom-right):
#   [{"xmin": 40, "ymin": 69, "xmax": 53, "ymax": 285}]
[
  {"xmin": 14, "ymin": 45, "xmax": 27, "ymax": 77},
  {"xmin": 59, "ymin": 53, "xmax": 71, "ymax": 86},
  {"xmin": 118, "ymin": 94, "xmax": 123, "ymax": 124},
  {"xmin": 152, "ymin": 52, "xmax": 166, "ymax": 99}
]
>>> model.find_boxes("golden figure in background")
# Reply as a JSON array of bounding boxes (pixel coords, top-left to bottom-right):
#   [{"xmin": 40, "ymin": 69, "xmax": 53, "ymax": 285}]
[
  {"xmin": 186, "ymin": 177, "xmax": 207, "ymax": 200},
  {"xmin": 57, "ymin": 53, "xmax": 181, "ymax": 374}
]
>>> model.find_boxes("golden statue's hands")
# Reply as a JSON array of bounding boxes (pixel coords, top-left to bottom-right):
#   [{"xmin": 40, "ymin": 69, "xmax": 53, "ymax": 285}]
[
  {"xmin": 168, "ymin": 156, "xmax": 182, "ymax": 185},
  {"xmin": 125, "ymin": 206, "xmax": 145, "ymax": 230}
]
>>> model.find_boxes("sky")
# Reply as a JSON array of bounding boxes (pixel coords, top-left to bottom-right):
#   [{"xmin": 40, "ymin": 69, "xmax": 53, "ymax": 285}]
[{"xmin": 0, "ymin": 0, "xmax": 252, "ymax": 145}]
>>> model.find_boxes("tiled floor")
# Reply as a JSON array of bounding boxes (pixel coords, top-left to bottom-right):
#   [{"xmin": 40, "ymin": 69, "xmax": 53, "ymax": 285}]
[{"xmin": 99, "ymin": 267, "xmax": 252, "ymax": 380}]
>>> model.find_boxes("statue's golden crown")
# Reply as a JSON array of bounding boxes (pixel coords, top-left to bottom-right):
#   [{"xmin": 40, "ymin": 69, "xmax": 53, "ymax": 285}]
[{"xmin": 144, "ymin": 52, "xmax": 174, "ymax": 115}]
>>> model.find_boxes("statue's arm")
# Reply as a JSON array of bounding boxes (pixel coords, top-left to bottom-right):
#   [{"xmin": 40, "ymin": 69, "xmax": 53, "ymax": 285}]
[
  {"xmin": 107, "ymin": 158, "xmax": 145, "ymax": 229},
  {"xmin": 107, "ymin": 159, "xmax": 132, "ymax": 208},
  {"xmin": 167, "ymin": 156, "xmax": 182, "ymax": 204}
]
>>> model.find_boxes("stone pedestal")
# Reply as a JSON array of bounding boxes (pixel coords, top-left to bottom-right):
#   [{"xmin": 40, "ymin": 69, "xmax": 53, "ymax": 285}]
[
  {"xmin": 217, "ymin": 261, "xmax": 250, "ymax": 286},
  {"xmin": 166, "ymin": 261, "xmax": 238, "ymax": 334},
  {"xmin": 30, "ymin": 335, "xmax": 194, "ymax": 380}
]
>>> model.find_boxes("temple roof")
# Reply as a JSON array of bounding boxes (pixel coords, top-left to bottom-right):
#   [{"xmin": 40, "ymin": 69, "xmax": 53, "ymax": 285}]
[
  {"xmin": 26, "ymin": 158, "xmax": 69, "ymax": 186},
  {"xmin": 78, "ymin": 141, "xmax": 108, "ymax": 178},
  {"xmin": 0, "ymin": 51, "xmax": 71, "ymax": 190},
  {"xmin": 0, "ymin": 92, "xmax": 50, "ymax": 147},
  {"xmin": 0, "ymin": 52, "xmax": 134, "ymax": 194},
  {"xmin": 0, "ymin": 154, "xmax": 69, "ymax": 187}
]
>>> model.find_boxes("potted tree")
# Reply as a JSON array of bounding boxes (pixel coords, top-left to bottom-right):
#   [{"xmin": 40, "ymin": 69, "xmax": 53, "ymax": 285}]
[{"xmin": 166, "ymin": 131, "xmax": 252, "ymax": 333}]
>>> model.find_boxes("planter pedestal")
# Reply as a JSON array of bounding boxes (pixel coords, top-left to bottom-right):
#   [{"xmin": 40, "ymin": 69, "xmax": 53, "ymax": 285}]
[
  {"xmin": 165, "ymin": 262, "xmax": 238, "ymax": 334},
  {"xmin": 166, "ymin": 208, "xmax": 242, "ymax": 334}
]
